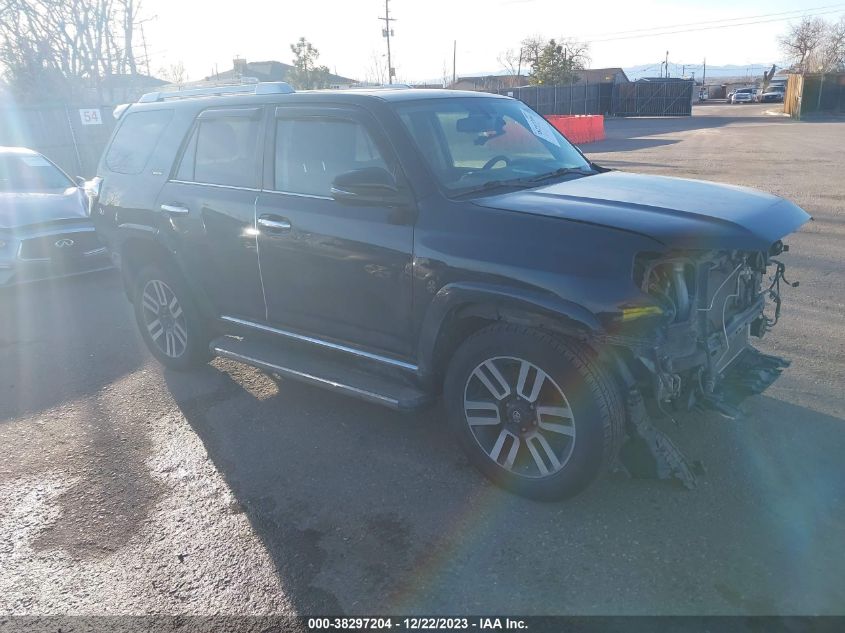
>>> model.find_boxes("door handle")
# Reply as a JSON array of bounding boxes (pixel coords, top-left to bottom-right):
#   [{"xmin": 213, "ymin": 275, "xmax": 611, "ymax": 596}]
[
  {"xmin": 258, "ymin": 215, "xmax": 292, "ymax": 232},
  {"xmin": 161, "ymin": 203, "xmax": 190, "ymax": 215}
]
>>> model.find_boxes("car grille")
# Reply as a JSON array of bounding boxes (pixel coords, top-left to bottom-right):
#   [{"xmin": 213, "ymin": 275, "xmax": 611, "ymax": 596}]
[{"xmin": 18, "ymin": 230, "xmax": 104, "ymax": 261}]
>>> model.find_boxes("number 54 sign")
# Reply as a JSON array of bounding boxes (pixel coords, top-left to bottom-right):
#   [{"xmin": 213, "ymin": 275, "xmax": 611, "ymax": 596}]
[{"xmin": 78, "ymin": 108, "xmax": 103, "ymax": 125}]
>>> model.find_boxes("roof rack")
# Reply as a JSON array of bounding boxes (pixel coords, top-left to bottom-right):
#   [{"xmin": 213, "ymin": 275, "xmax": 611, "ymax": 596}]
[{"xmin": 137, "ymin": 80, "xmax": 295, "ymax": 103}]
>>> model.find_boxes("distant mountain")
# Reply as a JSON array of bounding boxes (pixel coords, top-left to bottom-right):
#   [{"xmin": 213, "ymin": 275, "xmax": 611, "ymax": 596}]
[
  {"xmin": 418, "ymin": 63, "xmax": 787, "ymax": 86},
  {"xmin": 623, "ymin": 62, "xmax": 783, "ymax": 81}
]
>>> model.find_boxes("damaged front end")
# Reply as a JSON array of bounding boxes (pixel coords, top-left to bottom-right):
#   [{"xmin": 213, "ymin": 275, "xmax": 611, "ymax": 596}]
[{"xmin": 609, "ymin": 241, "xmax": 801, "ymax": 487}]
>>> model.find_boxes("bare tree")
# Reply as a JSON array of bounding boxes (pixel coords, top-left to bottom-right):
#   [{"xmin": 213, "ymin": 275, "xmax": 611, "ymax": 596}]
[
  {"xmin": 819, "ymin": 16, "xmax": 845, "ymax": 73},
  {"xmin": 159, "ymin": 61, "xmax": 187, "ymax": 87},
  {"xmin": 497, "ymin": 48, "xmax": 523, "ymax": 76},
  {"xmin": 366, "ymin": 50, "xmax": 388, "ymax": 85},
  {"xmin": 520, "ymin": 36, "xmax": 544, "ymax": 71},
  {"xmin": 779, "ymin": 16, "xmax": 829, "ymax": 73},
  {"xmin": 0, "ymin": 0, "xmax": 147, "ymax": 100}
]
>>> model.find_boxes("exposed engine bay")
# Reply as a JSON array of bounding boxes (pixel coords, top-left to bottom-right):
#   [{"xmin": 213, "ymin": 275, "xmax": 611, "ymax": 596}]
[
  {"xmin": 617, "ymin": 242, "xmax": 799, "ymax": 487},
  {"xmin": 634, "ymin": 241, "xmax": 797, "ymax": 415}
]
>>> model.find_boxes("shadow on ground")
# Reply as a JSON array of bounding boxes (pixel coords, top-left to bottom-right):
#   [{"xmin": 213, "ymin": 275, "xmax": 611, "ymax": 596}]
[
  {"xmin": 0, "ymin": 270, "xmax": 143, "ymax": 423},
  {"xmin": 164, "ymin": 362, "xmax": 845, "ymax": 615}
]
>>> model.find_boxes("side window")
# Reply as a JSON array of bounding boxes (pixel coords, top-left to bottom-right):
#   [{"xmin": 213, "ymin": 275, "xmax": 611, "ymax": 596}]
[
  {"xmin": 274, "ymin": 118, "xmax": 389, "ymax": 196},
  {"xmin": 176, "ymin": 115, "xmax": 261, "ymax": 188},
  {"xmin": 105, "ymin": 109, "xmax": 173, "ymax": 174}
]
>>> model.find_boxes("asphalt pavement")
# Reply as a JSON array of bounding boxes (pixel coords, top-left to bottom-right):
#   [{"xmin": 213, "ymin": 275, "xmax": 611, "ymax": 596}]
[{"xmin": 1, "ymin": 102, "xmax": 843, "ymax": 616}]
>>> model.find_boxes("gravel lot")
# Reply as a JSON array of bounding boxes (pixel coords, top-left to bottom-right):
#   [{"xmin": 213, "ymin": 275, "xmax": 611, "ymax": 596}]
[{"xmin": 1, "ymin": 103, "xmax": 843, "ymax": 617}]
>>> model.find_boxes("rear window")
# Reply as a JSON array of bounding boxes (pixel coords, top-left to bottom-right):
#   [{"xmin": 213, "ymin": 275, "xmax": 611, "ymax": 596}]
[
  {"xmin": 105, "ymin": 109, "xmax": 173, "ymax": 174},
  {"xmin": 176, "ymin": 115, "xmax": 261, "ymax": 188}
]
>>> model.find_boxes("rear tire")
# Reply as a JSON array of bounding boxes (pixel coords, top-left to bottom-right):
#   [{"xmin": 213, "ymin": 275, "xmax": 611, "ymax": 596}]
[
  {"xmin": 133, "ymin": 264, "xmax": 211, "ymax": 370},
  {"xmin": 444, "ymin": 323, "xmax": 624, "ymax": 500}
]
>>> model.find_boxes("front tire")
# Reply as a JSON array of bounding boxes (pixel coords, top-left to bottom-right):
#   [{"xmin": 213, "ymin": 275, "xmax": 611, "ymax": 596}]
[
  {"xmin": 133, "ymin": 264, "xmax": 211, "ymax": 370},
  {"xmin": 444, "ymin": 324, "xmax": 624, "ymax": 500}
]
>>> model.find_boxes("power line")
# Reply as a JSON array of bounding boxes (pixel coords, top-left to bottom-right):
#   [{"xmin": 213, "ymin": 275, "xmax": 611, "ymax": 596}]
[
  {"xmin": 583, "ymin": 3, "xmax": 845, "ymax": 39},
  {"xmin": 588, "ymin": 7, "xmax": 845, "ymax": 43}
]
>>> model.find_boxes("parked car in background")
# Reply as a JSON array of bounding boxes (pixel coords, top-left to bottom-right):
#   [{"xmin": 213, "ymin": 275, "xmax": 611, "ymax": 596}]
[
  {"xmin": 0, "ymin": 147, "xmax": 109, "ymax": 287},
  {"xmin": 761, "ymin": 87, "xmax": 785, "ymax": 103},
  {"xmin": 92, "ymin": 83, "xmax": 809, "ymax": 500},
  {"xmin": 731, "ymin": 89, "xmax": 754, "ymax": 104}
]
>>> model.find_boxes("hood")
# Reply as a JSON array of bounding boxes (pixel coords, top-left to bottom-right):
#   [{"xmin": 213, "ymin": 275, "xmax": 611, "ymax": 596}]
[
  {"xmin": 473, "ymin": 171, "xmax": 811, "ymax": 251},
  {"xmin": 0, "ymin": 188, "xmax": 88, "ymax": 230}
]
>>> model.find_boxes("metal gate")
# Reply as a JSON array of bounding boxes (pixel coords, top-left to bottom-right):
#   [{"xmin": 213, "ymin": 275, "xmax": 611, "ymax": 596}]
[{"xmin": 611, "ymin": 80, "xmax": 694, "ymax": 116}]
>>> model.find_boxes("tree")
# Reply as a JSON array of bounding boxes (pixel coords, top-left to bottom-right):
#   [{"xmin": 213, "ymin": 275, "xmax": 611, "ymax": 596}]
[
  {"xmin": 0, "ymin": 0, "xmax": 146, "ymax": 101},
  {"xmin": 289, "ymin": 37, "xmax": 331, "ymax": 89},
  {"xmin": 520, "ymin": 36, "xmax": 544, "ymax": 72},
  {"xmin": 819, "ymin": 16, "xmax": 845, "ymax": 73},
  {"xmin": 528, "ymin": 38, "xmax": 589, "ymax": 86},
  {"xmin": 159, "ymin": 61, "xmax": 187, "ymax": 87},
  {"xmin": 497, "ymin": 48, "xmax": 524, "ymax": 77},
  {"xmin": 365, "ymin": 50, "xmax": 388, "ymax": 85},
  {"xmin": 778, "ymin": 16, "xmax": 845, "ymax": 73}
]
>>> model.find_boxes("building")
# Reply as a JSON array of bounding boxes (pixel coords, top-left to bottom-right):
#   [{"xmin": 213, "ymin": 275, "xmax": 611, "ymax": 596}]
[
  {"xmin": 200, "ymin": 57, "xmax": 358, "ymax": 90},
  {"xmin": 99, "ymin": 73, "xmax": 168, "ymax": 105},
  {"xmin": 570, "ymin": 68, "xmax": 629, "ymax": 85}
]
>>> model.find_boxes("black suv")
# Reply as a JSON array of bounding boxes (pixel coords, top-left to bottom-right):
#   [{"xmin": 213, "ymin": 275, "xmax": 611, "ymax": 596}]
[{"xmin": 92, "ymin": 82, "xmax": 809, "ymax": 499}]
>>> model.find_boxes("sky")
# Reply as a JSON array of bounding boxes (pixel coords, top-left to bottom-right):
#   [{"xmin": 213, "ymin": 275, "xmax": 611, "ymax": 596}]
[{"xmin": 139, "ymin": 0, "xmax": 845, "ymax": 83}]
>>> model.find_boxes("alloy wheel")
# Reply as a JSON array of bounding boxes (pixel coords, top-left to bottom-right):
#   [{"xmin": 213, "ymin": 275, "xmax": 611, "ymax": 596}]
[
  {"xmin": 140, "ymin": 279, "xmax": 188, "ymax": 359},
  {"xmin": 463, "ymin": 356, "xmax": 576, "ymax": 478}
]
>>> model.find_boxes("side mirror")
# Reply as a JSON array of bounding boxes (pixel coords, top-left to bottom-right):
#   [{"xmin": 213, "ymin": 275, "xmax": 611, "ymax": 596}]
[{"xmin": 330, "ymin": 167, "xmax": 402, "ymax": 205}]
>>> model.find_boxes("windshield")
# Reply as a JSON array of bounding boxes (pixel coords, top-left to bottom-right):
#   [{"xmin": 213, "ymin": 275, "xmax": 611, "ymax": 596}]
[
  {"xmin": 396, "ymin": 97, "xmax": 591, "ymax": 195},
  {"xmin": 0, "ymin": 153, "xmax": 74, "ymax": 193}
]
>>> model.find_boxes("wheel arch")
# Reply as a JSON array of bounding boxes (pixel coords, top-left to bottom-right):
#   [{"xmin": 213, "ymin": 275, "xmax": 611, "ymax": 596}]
[
  {"xmin": 417, "ymin": 282, "xmax": 604, "ymax": 391},
  {"xmin": 119, "ymin": 236, "xmax": 176, "ymax": 299},
  {"xmin": 118, "ymin": 235, "xmax": 215, "ymax": 320}
]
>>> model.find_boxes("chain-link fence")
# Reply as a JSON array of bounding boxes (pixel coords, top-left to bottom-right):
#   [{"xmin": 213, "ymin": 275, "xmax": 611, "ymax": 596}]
[{"xmin": 0, "ymin": 104, "xmax": 116, "ymax": 177}]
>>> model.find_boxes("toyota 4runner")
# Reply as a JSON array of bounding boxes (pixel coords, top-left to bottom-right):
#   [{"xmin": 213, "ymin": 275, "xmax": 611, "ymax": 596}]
[{"xmin": 92, "ymin": 82, "xmax": 810, "ymax": 499}]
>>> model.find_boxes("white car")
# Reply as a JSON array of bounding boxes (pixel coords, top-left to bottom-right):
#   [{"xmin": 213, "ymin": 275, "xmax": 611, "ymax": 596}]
[{"xmin": 731, "ymin": 90, "xmax": 754, "ymax": 104}]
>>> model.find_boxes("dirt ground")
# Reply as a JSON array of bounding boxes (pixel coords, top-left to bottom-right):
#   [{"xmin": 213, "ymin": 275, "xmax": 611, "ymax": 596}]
[{"xmin": 1, "ymin": 102, "xmax": 843, "ymax": 616}]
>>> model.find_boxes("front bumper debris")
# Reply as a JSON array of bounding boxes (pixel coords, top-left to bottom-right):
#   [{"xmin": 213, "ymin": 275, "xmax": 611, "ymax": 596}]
[
  {"xmin": 701, "ymin": 347, "xmax": 790, "ymax": 419},
  {"xmin": 617, "ymin": 388, "xmax": 699, "ymax": 489}
]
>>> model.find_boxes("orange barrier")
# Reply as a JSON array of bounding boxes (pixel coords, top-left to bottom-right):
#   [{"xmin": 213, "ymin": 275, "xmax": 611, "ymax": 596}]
[{"xmin": 544, "ymin": 114, "xmax": 605, "ymax": 144}]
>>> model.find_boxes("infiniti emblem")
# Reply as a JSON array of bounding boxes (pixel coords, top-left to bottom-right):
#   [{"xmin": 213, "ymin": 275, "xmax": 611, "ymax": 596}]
[{"xmin": 55, "ymin": 238, "xmax": 75, "ymax": 248}]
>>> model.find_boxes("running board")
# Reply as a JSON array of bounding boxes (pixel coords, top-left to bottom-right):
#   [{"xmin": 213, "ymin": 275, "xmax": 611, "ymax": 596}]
[{"xmin": 210, "ymin": 336, "xmax": 433, "ymax": 411}]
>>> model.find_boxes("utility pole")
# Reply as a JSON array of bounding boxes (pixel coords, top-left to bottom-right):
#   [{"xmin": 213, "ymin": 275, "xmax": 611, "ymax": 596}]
[
  {"xmin": 378, "ymin": 0, "xmax": 396, "ymax": 84},
  {"xmin": 703, "ymin": 57, "xmax": 706, "ymax": 84},
  {"xmin": 140, "ymin": 22, "xmax": 150, "ymax": 76},
  {"xmin": 665, "ymin": 51, "xmax": 669, "ymax": 78},
  {"xmin": 453, "ymin": 40, "xmax": 456, "ymax": 85}
]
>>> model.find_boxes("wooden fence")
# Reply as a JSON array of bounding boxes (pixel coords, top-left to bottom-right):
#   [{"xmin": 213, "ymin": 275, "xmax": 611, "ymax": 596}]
[{"xmin": 785, "ymin": 72, "xmax": 845, "ymax": 118}]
